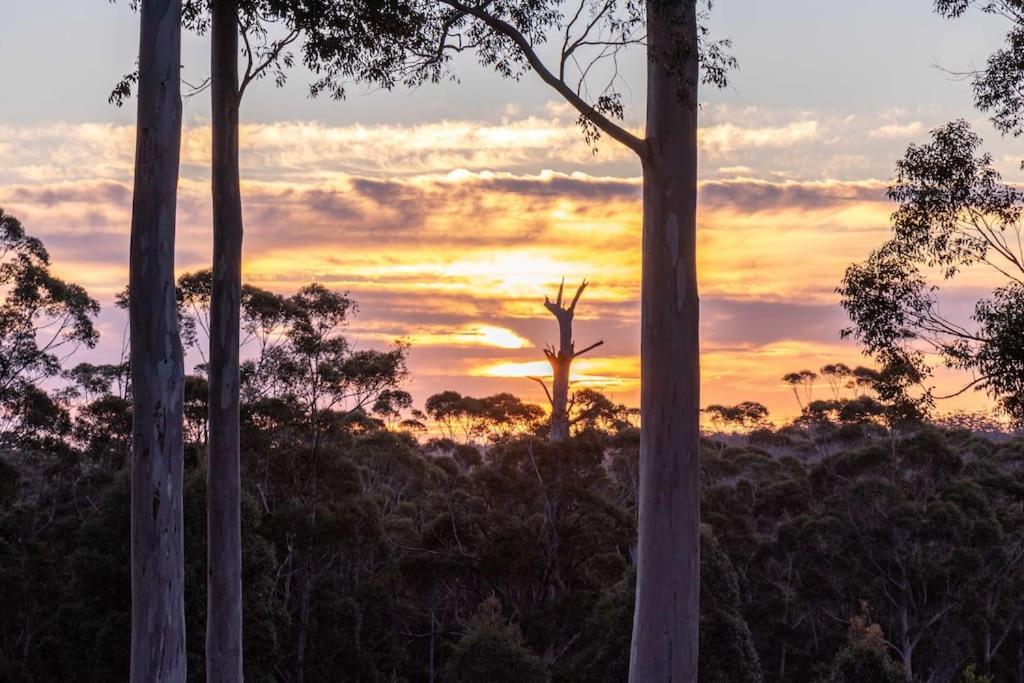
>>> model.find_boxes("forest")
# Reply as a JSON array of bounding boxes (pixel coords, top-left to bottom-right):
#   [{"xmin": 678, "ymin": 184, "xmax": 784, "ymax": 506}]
[
  {"xmin": 3, "ymin": 0, "xmax": 1024, "ymax": 682},
  {"xmin": 1, "ymin": 211, "xmax": 1023, "ymax": 681}
]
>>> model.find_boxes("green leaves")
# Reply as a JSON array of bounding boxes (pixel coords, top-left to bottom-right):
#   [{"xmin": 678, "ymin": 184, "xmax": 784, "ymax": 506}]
[
  {"xmin": 839, "ymin": 122, "xmax": 1024, "ymax": 425},
  {"xmin": 0, "ymin": 210, "xmax": 99, "ymax": 445}
]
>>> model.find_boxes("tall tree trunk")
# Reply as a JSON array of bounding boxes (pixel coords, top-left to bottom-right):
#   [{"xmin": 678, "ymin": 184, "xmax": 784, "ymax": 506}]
[
  {"xmin": 900, "ymin": 605, "xmax": 914, "ymax": 680},
  {"xmin": 628, "ymin": 1, "xmax": 701, "ymax": 681},
  {"xmin": 208, "ymin": 1, "xmax": 245, "ymax": 681},
  {"xmin": 128, "ymin": 0, "xmax": 186, "ymax": 680}
]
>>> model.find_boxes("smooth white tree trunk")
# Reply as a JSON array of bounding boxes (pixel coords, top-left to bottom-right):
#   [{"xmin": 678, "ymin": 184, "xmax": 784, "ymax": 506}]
[
  {"xmin": 629, "ymin": 0, "xmax": 701, "ymax": 680},
  {"xmin": 128, "ymin": 0, "xmax": 186, "ymax": 680}
]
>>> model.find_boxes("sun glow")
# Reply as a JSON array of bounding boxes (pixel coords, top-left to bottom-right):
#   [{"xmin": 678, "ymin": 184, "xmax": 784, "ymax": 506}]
[
  {"xmin": 474, "ymin": 356, "xmax": 639, "ymax": 389},
  {"xmin": 406, "ymin": 324, "xmax": 533, "ymax": 349}
]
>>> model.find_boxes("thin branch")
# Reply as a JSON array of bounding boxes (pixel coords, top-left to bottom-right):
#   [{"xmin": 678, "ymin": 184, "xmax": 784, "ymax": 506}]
[
  {"xmin": 240, "ymin": 27, "xmax": 300, "ymax": 98},
  {"xmin": 933, "ymin": 374, "xmax": 992, "ymax": 399},
  {"xmin": 568, "ymin": 279, "xmax": 588, "ymax": 312},
  {"xmin": 441, "ymin": 0, "xmax": 647, "ymax": 159},
  {"xmin": 528, "ymin": 376, "xmax": 554, "ymax": 405},
  {"xmin": 573, "ymin": 340, "xmax": 604, "ymax": 358}
]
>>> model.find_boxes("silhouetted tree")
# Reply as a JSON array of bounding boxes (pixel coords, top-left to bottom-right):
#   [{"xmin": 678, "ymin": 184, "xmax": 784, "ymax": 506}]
[
  {"xmin": 529, "ymin": 279, "xmax": 603, "ymax": 442},
  {"xmin": 935, "ymin": 0, "xmax": 1024, "ymax": 137},
  {"xmin": 0, "ymin": 210, "xmax": 99, "ymax": 444},
  {"xmin": 704, "ymin": 402, "xmax": 771, "ymax": 434},
  {"xmin": 839, "ymin": 121, "xmax": 1024, "ymax": 425}
]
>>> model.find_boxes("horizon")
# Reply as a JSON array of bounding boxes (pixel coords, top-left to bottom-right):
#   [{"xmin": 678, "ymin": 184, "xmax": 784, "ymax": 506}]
[{"xmin": 2, "ymin": 0, "xmax": 1018, "ymax": 422}]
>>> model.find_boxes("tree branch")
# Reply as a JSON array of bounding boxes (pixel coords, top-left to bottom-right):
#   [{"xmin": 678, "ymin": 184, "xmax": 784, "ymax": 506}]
[
  {"xmin": 528, "ymin": 376, "xmax": 554, "ymax": 405},
  {"xmin": 441, "ymin": 0, "xmax": 647, "ymax": 159},
  {"xmin": 573, "ymin": 340, "xmax": 603, "ymax": 358}
]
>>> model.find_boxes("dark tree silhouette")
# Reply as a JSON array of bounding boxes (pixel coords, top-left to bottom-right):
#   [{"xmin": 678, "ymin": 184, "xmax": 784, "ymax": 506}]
[
  {"xmin": 529, "ymin": 279, "xmax": 603, "ymax": 442},
  {"xmin": 935, "ymin": 0, "xmax": 1024, "ymax": 136},
  {"xmin": 703, "ymin": 402, "xmax": 769, "ymax": 434},
  {"xmin": 839, "ymin": 121, "xmax": 1024, "ymax": 424},
  {"xmin": 0, "ymin": 210, "xmax": 99, "ymax": 443},
  {"xmin": 126, "ymin": 0, "xmax": 187, "ymax": 679}
]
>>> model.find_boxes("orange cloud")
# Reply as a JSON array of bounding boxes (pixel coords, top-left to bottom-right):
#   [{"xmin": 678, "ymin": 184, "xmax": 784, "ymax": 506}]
[{"xmin": 0, "ymin": 112, "xmax": 1005, "ymax": 422}]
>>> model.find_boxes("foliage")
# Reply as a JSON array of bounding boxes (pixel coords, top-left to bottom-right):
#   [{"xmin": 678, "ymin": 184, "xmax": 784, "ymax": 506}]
[
  {"xmin": 0, "ymin": 210, "xmax": 98, "ymax": 444},
  {"xmin": 935, "ymin": 0, "xmax": 1024, "ymax": 136},
  {"xmin": 839, "ymin": 121, "xmax": 1024, "ymax": 424},
  {"xmin": 442, "ymin": 598, "xmax": 547, "ymax": 683},
  {"xmin": 293, "ymin": 0, "xmax": 735, "ymax": 154},
  {"xmin": 4, "ymin": 224, "xmax": 1024, "ymax": 682},
  {"xmin": 705, "ymin": 401, "xmax": 771, "ymax": 433}
]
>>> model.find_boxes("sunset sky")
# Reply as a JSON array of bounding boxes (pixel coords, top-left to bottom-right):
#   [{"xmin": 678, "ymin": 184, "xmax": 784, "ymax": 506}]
[{"xmin": 2, "ymin": 0, "xmax": 1021, "ymax": 422}]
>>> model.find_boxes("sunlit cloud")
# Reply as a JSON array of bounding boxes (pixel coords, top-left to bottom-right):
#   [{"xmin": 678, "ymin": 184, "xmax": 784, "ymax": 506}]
[
  {"xmin": 3, "ymin": 105, "xmax": 980, "ymax": 189},
  {"xmin": 473, "ymin": 356, "xmax": 640, "ymax": 389},
  {"xmin": 1, "ymin": 108, "xmax": 1009, "ymax": 422},
  {"xmin": 700, "ymin": 120, "xmax": 821, "ymax": 156},
  {"xmin": 869, "ymin": 121, "xmax": 925, "ymax": 139},
  {"xmin": 403, "ymin": 324, "xmax": 533, "ymax": 350}
]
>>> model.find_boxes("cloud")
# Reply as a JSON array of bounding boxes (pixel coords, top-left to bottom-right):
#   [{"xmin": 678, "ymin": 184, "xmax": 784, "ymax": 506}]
[
  {"xmin": 1, "ymin": 172, "xmax": 898, "ymax": 310},
  {"xmin": 699, "ymin": 120, "xmax": 821, "ymax": 156},
  {"xmin": 0, "ymin": 108, "xmax": 942, "ymax": 190},
  {"xmin": 699, "ymin": 178, "xmax": 887, "ymax": 213},
  {"xmin": 1, "ymin": 112, "xmax": 1005, "ymax": 421},
  {"xmin": 359, "ymin": 323, "xmax": 534, "ymax": 350},
  {"xmin": 869, "ymin": 121, "xmax": 924, "ymax": 139}
]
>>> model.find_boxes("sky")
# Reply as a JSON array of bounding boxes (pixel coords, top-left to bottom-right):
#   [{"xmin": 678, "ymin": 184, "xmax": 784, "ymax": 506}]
[{"xmin": 1, "ymin": 0, "xmax": 1020, "ymax": 423}]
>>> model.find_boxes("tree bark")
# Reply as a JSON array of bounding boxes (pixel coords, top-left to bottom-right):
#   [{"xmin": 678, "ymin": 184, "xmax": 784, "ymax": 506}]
[
  {"xmin": 900, "ymin": 605, "xmax": 914, "ymax": 680},
  {"xmin": 628, "ymin": 1, "xmax": 701, "ymax": 681},
  {"xmin": 549, "ymin": 352, "xmax": 571, "ymax": 441},
  {"xmin": 208, "ymin": 1, "xmax": 245, "ymax": 681},
  {"xmin": 128, "ymin": 0, "xmax": 187, "ymax": 680}
]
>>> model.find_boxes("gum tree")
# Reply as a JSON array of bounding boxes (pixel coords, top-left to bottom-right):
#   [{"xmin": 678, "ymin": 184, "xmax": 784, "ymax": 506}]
[
  {"xmin": 839, "ymin": 121, "xmax": 1024, "ymax": 425},
  {"xmin": 301, "ymin": 0, "xmax": 734, "ymax": 677},
  {"xmin": 113, "ymin": 3, "xmax": 302, "ymax": 677},
  {"xmin": 126, "ymin": 0, "xmax": 187, "ymax": 679}
]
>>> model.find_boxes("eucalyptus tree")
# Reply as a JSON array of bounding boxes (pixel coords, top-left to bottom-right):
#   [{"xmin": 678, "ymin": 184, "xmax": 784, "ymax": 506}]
[
  {"xmin": 126, "ymin": 0, "xmax": 187, "ymax": 680},
  {"xmin": 299, "ymin": 1, "xmax": 734, "ymax": 677},
  {"xmin": 0, "ymin": 210, "xmax": 99, "ymax": 444},
  {"xmin": 204, "ymin": 3, "xmax": 301, "ymax": 676},
  {"xmin": 206, "ymin": 4, "xmax": 247, "ymax": 677},
  {"xmin": 839, "ymin": 121, "xmax": 1024, "ymax": 425},
  {"xmin": 113, "ymin": 3, "xmax": 302, "ymax": 676},
  {"xmin": 935, "ymin": 0, "xmax": 1024, "ymax": 136}
]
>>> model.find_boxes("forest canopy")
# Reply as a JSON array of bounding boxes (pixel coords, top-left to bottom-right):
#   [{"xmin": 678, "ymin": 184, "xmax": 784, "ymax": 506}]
[{"xmin": 1, "ymin": 215, "xmax": 1022, "ymax": 682}]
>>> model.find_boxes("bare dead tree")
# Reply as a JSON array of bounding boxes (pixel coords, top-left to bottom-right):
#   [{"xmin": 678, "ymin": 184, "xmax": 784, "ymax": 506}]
[{"xmin": 529, "ymin": 279, "xmax": 603, "ymax": 442}]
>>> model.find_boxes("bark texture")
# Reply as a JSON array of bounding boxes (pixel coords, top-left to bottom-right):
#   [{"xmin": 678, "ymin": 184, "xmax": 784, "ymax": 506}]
[
  {"xmin": 208, "ymin": 1, "xmax": 245, "ymax": 680},
  {"xmin": 628, "ymin": 0, "xmax": 701, "ymax": 680},
  {"xmin": 128, "ymin": 0, "xmax": 187, "ymax": 680}
]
